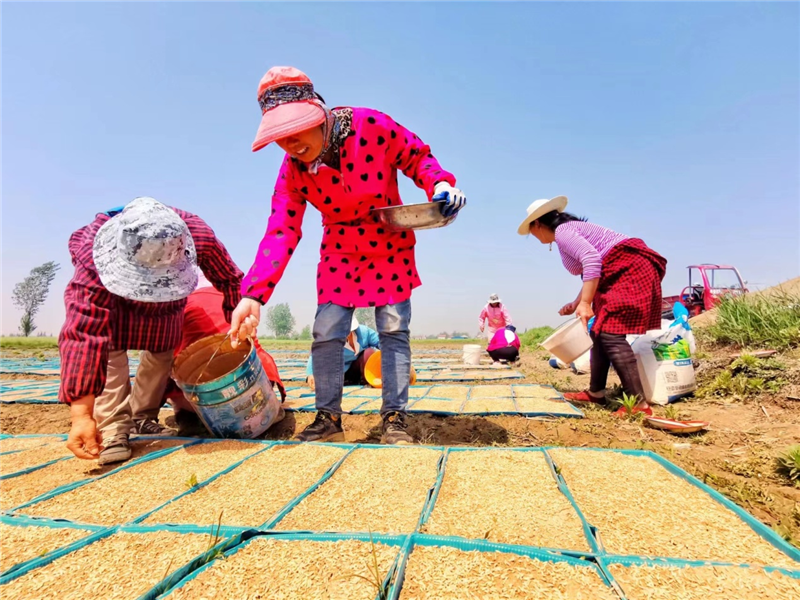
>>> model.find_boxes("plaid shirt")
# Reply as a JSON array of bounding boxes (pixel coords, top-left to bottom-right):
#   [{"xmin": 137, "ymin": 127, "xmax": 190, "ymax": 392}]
[{"xmin": 59, "ymin": 207, "xmax": 243, "ymax": 403}]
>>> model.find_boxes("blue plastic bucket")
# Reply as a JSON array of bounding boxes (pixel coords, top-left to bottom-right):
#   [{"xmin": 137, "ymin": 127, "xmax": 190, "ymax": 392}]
[{"xmin": 172, "ymin": 334, "xmax": 280, "ymax": 439}]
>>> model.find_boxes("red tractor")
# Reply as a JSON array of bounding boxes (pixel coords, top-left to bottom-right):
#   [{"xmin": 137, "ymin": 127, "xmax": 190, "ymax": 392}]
[{"xmin": 662, "ymin": 264, "xmax": 748, "ymax": 319}]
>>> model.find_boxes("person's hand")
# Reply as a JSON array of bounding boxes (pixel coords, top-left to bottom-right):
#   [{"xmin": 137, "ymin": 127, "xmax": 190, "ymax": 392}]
[
  {"xmin": 559, "ymin": 301, "xmax": 579, "ymax": 316},
  {"xmin": 433, "ymin": 182, "xmax": 467, "ymax": 217},
  {"xmin": 307, "ymin": 375, "xmax": 315, "ymax": 391},
  {"xmin": 66, "ymin": 397, "xmax": 103, "ymax": 460},
  {"xmin": 229, "ymin": 298, "xmax": 262, "ymax": 348},
  {"xmin": 575, "ymin": 301, "xmax": 594, "ymax": 328}
]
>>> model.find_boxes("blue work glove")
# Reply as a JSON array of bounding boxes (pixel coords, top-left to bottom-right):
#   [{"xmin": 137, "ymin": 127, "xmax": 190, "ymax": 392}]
[{"xmin": 433, "ymin": 182, "xmax": 467, "ymax": 218}]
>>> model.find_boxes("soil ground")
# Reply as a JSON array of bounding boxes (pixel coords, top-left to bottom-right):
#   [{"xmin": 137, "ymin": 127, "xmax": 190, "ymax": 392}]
[{"xmin": 2, "ymin": 340, "xmax": 799, "ymax": 549}]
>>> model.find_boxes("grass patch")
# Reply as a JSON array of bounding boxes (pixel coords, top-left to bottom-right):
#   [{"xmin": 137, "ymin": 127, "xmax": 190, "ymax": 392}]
[
  {"xmin": 703, "ymin": 292, "xmax": 800, "ymax": 349},
  {"xmin": 519, "ymin": 326, "xmax": 555, "ymax": 349},
  {"xmin": 776, "ymin": 445, "xmax": 800, "ymax": 484},
  {"xmin": 0, "ymin": 337, "xmax": 59, "ymax": 350},
  {"xmin": 697, "ymin": 354, "xmax": 787, "ymax": 399}
]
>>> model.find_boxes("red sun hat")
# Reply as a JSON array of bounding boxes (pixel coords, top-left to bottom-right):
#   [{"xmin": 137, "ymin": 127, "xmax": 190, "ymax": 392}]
[{"xmin": 251, "ymin": 66, "xmax": 327, "ymax": 152}]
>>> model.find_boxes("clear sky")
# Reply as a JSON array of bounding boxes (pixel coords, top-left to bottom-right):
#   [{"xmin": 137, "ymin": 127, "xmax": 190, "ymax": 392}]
[{"xmin": 2, "ymin": 2, "xmax": 798, "ymax": 337}]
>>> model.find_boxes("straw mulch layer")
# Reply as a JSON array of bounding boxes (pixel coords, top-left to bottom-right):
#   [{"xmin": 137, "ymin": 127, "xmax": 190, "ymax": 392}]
[
  {"xmin": 0, "ymin": 443, "xmax": 73, "ymax": 477},
  {"xmin": 424, "ymin": 450, "xmax": 590, "ymax": 550},
  {"xmin": 513, "ymin": 397, "xmax": 580, "ymax": 414},
  {"xmin": 165, "ymin": 537, "xmax": 399, "ymax": 600},
  {"xmin": 348, "ymin": 388, "xmax": 383, "ymax": 398},
  {"xmin": 0, "ymin": 531, "xmax": 208, "ymax": 599},
  {"xmin": 0, "ymin": 523, "xmax": 90, "ymax": 573},
  {"xmin": 0, "ymin": 437, "xmax": 54, "ymax": 453},
  {"xmin": 276, "ymin": 447, "xmax": 441, "ymax": 533},
  {"xmin": 398, "ymin": 545, "xmax": 617, "ymax": 600},
  {"xmin": 427, "ymin": 386, "xmax": 469, "ymax": 401},
  {"xmin": 512, "ymin": 385, "xmax": 561, "ymax": 399},
  {"xmin": 408, "ymin": 386, "xmax": 433, "ymax": 398},
  {"xmin": 0, "ymin": 439, "xmax": 185, "ymax": 511},
  {"xmin": 408, "ymin": 399, "xmax": 461, "ymax": 413},
  {"xmin": 145, "ymin": 444, "xmax": 347, "ymax": 527},
  {"xmin": 20, "ymin": 441, "xmax": 261, "ymax": 525},
  {"xmin": 469, "ymin": 385, "xmax": 513, "ymax": 399},
  {"xmin": 549, "ymin": 449, "xmax": 797, "ymax": 567},
  {"xmin": 353, "ymin": 399, "xmax": 382, "ymax": 412},
  {"xmin": 461, "ymin": 398, "xmax": 517, "ymax": 413},
  {"xmin": 609, "ymin": 563, "xmax": 800, "ymax": 600},
  {"xmin": 341, "ymin": 396, "xmax": 371, "ymax": 412}
]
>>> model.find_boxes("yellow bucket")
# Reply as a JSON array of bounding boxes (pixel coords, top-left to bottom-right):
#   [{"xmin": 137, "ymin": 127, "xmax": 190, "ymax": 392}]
[{"xmin": 364, "ymin": 350, "xmax": 417, "ymax": 388}]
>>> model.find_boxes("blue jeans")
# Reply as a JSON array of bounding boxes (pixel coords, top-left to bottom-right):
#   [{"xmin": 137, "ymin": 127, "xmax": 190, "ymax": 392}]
[{"xmin": 312, "ymin": 301, "xmax": 412, "ymax": 416}]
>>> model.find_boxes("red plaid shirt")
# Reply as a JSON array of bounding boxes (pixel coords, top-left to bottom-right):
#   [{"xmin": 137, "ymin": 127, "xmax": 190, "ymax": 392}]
[{"xmin": 59, "ymin": 208, "xmax": 243, "ymax": 403}]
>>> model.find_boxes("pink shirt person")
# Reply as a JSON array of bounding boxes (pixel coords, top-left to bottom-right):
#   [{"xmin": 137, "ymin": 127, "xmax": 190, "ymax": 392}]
[
  {"xmin": 479, "ymin": 295, "xmax": 512, "ymax": 339},
  {"xmin": 242, "ymin": 107, "xmax": 455, "ymax": 308},
  {"xmin": 488, "ymin": 328, "xmax": 521, "ymax": 352}
]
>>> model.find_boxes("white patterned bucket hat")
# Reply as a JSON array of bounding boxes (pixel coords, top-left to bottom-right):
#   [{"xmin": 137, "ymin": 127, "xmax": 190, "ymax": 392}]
[{"xmin": 93, "ymin": 197, "xmax": 198, "ymax": 302}]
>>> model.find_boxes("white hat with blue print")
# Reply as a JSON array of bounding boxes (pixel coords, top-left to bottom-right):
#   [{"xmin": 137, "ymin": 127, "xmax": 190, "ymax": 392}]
[{"xmin": 92, "ymin": 197, "xmax": 198, "ymax": 302}]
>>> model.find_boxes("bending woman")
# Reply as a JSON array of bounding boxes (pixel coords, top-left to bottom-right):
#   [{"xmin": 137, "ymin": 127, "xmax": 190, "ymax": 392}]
[
  {"xmin": 518, "ymin": 196, "xmax": 666, "ymax": 415},
  {"xmin": 229, "ymin": 67, "xmax": 466, "ymax": 443}
]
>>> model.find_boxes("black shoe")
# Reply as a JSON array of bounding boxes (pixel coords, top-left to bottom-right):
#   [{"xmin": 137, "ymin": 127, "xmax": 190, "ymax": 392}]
[
  {"xmin": 295, "ymin": 411, "xmax": 345, "ymax": 443},
  {"xmin": 381, "ymin": 411, "xmax": 414, "ymax": 445}
]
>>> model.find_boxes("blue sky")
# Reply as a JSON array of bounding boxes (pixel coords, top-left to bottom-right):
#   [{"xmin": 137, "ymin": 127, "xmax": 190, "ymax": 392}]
[{"xmin": 2, "ymin": 2, "xmax": 798, "ymax": 336}]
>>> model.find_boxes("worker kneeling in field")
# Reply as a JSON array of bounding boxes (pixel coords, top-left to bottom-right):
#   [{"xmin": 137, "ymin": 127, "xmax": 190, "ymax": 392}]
[
  {"xmin": 487, "ymin": 325, "xmax": 521, "ymax": 365},
  {"xmin": 164, "ymin": 273, "xmax": 287, "ymax": 436},
  {"xmin": 60, "ymin": 198, "xmax": 244, "ymax": 464},
  {"xmin": 305, "ymin": 316, "xmax": 379, "ymax": 391}
]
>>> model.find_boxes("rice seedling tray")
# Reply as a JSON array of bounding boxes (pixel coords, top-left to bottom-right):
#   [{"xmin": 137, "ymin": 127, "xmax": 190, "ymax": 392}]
[
  {"xmin": 284, "ymin": 384, "xmax": 583, "ymax": 418},
  {"xmin": 598, "ymin": 555, "xmax": 800, "ymax": 600},
  {"xmin": 0, "ymin": 523, "xmax": 235, "ymax": 600},
  {"xmin": 275, "ymin": 446, "xmax": 443, "ymax": 534},
  {"xmin": 0, "ymin": 441, "xmax": 74, "ymax": 479},
  {"xmin": 0, "ymin": 434, "xmax": 65, "ymax": 455},
  {"xmin": 421, "ymin": 448, "xmax": 592, "ymax": 552},
  {"xmin": 547, "ymin": 447, "xmax": 800, "ymax": 567},
  {"xmin": 0, "ymin": 380, "xmax": 61, "ymax": 404},
  {"xmin": 144, "ymin": 442, "xmax": 349, "ymax": 528},
  {"xmin": 157, "ymin": 531, "xmax": 407, "ymax": 600},
  {"xmin": 0, "ymin": 439, "xmax": 188, "ymax": 512},
  {"xmin": 387, "ymin": 534, "xmax": 619, "ymax": 600},
  {"xmin": 15, "ymin": 440, "xmax": 265, "ymax": 526},
  {"xmin": 0, "ymin": 514, "xmax": 105, "ymax": 577}
]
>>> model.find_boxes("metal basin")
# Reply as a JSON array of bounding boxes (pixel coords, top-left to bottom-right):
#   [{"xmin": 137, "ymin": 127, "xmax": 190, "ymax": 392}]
[{"xmin": 371, "ymin": 201, "xmax": 457, "ymax": 231}]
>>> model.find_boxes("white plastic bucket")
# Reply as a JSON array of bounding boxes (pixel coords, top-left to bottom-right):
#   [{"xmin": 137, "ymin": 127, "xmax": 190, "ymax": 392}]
[
  {"xmin": 462, "ymin": 344, "xmax": 483, "ymax": 366},
  {"xmin": 540, "ymin": 319, "xmax": 593, "ymax": 364}
]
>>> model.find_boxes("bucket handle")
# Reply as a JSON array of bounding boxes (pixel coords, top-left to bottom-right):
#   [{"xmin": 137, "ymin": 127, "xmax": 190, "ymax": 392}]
[{"xmin": 190, "ymin": 335, "xmax": 253, "ymax": 403}]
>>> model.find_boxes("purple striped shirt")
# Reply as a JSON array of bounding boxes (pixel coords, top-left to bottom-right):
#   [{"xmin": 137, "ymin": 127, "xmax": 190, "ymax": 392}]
[{"xmin": 555, "ymin": 221, "xmax": 629, "ymax": 280}]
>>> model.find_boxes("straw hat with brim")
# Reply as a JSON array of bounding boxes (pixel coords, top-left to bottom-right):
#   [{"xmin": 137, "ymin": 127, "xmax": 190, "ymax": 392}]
[
  {"xmin": 489, "ymin": 294, "xmax": 501, "ymax": 304},
  {"xmin": 93, "ymin": 197, "xmax": 198, "ymax": 303},
  {"xmin": 252, "ymin": 66, "xmax": 327, "ymax": 152},
  {"xmin": 517, "ymin": 196, "xmax": 569, "ymax": 235}
]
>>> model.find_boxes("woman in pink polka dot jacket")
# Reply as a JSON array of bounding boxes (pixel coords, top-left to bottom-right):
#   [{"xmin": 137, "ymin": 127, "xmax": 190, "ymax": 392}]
[{"xmin": 229, "ymin": 66, "xmax": 466, "ymax": 445}]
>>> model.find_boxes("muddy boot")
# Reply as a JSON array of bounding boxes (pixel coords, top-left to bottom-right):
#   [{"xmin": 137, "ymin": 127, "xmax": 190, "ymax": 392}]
[
  {"xmin": 381, "ymin": 411, "xmax": 414, "ymax": 445},
  {"xmin": 98, "ymin": 433, "xmax": 131, "ymax": 465},
  {"xmin": 295, "ymin": 411, "xmax": 344, "ymax": 443}
]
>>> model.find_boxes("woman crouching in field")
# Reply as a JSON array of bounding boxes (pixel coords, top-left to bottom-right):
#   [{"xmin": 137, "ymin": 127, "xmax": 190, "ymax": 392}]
[{"xmin": 519, "ymin": 196, "xmax": 666, "ymax": 416}]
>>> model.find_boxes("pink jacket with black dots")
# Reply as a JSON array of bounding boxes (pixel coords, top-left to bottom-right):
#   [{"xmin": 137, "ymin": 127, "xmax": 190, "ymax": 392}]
[{"xmin": 242, "ymin": 107, "xmax": 456, "ymax": 308}]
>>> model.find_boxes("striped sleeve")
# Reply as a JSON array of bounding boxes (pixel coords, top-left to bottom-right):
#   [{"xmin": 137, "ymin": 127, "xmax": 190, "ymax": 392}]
[
  {"xmin": 555, "ymin": 225, "xmax": 603, "ymax": 280},
  {"xmin": 58, "ymin": 251, "xmax": 114, "ymax": 403}
]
